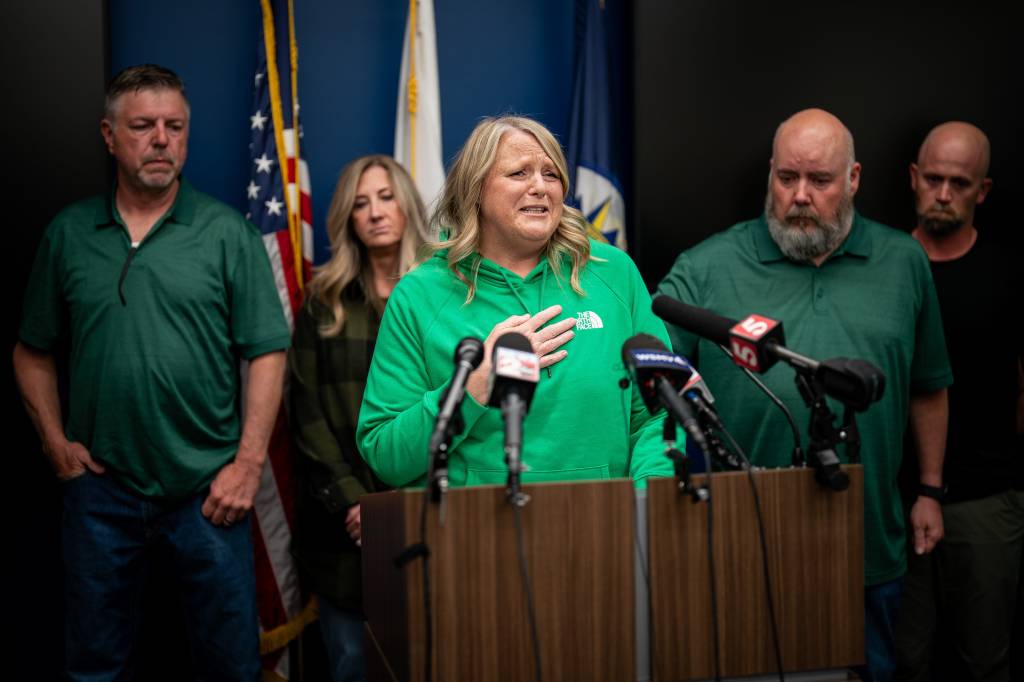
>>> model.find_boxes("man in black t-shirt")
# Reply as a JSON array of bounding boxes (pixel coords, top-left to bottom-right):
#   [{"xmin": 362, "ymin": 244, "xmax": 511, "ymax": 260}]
[{"xmin": 894, "ymin": 122, "xmax": 1024, "ymax": 682}]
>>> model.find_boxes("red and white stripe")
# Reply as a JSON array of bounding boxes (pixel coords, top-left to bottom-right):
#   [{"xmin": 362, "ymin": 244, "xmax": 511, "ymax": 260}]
[{"xmin": 253, "ymin": 127, "xmax": 313, "ymax": 680}]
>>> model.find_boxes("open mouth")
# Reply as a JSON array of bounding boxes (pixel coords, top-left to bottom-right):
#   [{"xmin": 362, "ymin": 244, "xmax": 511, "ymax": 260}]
[{"xmin": 519, "ymin": 206, "xmax": 548, "ymax": 215}]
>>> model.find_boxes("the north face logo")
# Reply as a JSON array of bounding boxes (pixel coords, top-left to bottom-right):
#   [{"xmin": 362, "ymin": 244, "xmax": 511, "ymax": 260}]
[{"xmin": 576, "ymin": 311, "xmax": 604, "ymax": 330}]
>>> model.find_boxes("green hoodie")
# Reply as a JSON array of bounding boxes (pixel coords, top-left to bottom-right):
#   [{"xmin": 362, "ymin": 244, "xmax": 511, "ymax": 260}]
[{"xmin": 357, "ymin": 240, "xmax": 676, "ymax": 488}]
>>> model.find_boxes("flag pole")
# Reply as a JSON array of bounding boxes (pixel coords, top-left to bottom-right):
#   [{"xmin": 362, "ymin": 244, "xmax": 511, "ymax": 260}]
[{"xmin": 406, "ymin": 0, "xmax": 418, "ymax": 181}]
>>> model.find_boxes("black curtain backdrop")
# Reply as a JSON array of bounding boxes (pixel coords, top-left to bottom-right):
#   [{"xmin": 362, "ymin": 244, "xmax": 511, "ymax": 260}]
[
  {"xmin": 3, "ymin": 2, "xmax": 109, "ymax": 679},
  {"xmin": 632, "ymin": 1, "xmax": 1020, "ymax": 287}
]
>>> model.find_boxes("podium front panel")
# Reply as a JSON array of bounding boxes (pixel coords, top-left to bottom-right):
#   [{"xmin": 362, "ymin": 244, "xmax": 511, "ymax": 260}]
[
  {"xmin": 647, "ymin": 466, "xmax": 864, "ymax": 680},
  {"xmin": 363, "ymin": 479, "xmax": 637, "ymax": 681}
]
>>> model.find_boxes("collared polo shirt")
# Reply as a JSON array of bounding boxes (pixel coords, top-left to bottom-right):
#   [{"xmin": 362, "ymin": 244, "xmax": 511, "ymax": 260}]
[
  {"xmin": 20, "ymin": 178, "xmax": 291, "ymax": 500},
  {"xmin": 657, "ymin": 213, "xmax": 952, "ymax": 585}
]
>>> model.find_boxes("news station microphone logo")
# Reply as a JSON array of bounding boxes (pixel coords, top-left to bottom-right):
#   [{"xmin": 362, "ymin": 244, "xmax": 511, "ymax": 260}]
[
  {"xmin": 494, "ymin": 347, "xmax": 540, "ymax": 383},
  {"xmin": 728, "ymin": 314, "xmax": 781, "ymax": 372},
  {"xmin": 629, "ymin": 350, "xmax": 689, "ymax": 370}
]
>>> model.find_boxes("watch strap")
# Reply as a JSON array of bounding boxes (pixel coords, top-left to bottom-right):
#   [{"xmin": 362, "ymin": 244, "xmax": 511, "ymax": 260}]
[{"xmin": 917, "ymin": 483, "xmax": 946, "ymax": 502}]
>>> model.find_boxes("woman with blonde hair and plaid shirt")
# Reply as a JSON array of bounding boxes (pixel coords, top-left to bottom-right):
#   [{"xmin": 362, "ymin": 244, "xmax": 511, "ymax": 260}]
[{"xmin": 288, "ymin": 155, "xmax": 429, "ymax": 682}]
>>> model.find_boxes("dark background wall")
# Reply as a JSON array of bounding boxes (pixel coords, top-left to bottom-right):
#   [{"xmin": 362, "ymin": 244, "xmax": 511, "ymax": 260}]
[
  {"xmin": 633, "ymin": 2, "xmax": 1020, "ymax": 286},
  {"xmin": 3, "ymin": 3, "xmax": 108, "ymax": 678}
]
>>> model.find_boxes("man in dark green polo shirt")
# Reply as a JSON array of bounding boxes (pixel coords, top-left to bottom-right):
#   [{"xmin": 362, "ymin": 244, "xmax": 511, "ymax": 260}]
[
  {"xmin": 13, "ymin": 64, "xmax": 290, "ymax": 681},
  {"xmin": 657, "ymin": 108, "xmax": 951, "ymax": 682}
]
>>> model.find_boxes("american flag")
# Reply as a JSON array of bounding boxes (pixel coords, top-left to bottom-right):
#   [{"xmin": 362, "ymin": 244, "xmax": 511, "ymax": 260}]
[{"xmin": 245, "ymin": 0, "xmax": 314, "ymax": 678}]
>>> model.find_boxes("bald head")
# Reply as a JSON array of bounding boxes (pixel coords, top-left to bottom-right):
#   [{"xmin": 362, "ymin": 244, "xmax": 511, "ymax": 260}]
[
  {"xmin": 765, "ymin": 108, "xmax": 861, "ymax": 265},
  {"xmin": 917, "ymin": 121, "xmax": 990, "ymax": 178},
  {"xmin": 773, "ymin": 108, "xmax": 856, "ymax": 171},
  {"xmin": 911, "ymin": 121, "xmax": 992, "ymax": 236}
]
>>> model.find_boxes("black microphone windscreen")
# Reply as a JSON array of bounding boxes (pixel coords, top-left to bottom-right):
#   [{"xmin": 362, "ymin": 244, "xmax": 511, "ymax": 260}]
[
  {"xmin": 493, "ymin": 331, "xmax": 532, "ymax": 358},
  {"xmin": 454, "ymin": 336, "xmax": 485, "ymax": 368},
  {"xmin": 651, "ymin": 295, "xmax": 734, "ymax": 347},
  {"xmin": 489, "ymin": 332, "xmax": 539, "ymax": 409},
  {"xmin": 620, "ymin": 333, "xmax": 668, "ymax": 364},
  {"xmin": 818, "ymin": 357, "xmax": 886, "ymax": 411}
]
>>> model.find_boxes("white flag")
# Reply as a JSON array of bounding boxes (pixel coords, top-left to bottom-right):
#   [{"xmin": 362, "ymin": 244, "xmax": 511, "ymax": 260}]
[{"xmin": 394, "ymin": 0, "xmax": 445, "ymax": 213}]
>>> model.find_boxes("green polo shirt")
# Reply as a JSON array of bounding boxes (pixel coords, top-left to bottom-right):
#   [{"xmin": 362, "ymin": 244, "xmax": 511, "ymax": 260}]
[
  {"xmin": 20, "ymin": 178, "xmax": 291, "ymax": 501},
  {"xmin": 657, "ymin": 213, "xmax": 952, "ymax": 585}
]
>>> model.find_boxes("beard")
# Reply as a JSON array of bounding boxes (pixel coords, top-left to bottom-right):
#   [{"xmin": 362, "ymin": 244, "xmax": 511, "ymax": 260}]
[
  {"xmin": 765, "ymin": 187, "xmax": 855, "ymax": 263},
  {"xmin": 918, "ymin": 208, "xmax": 964, "ymax": 236},
  {"xmin": 134, "ymin": 154, "xmax": 181, "ymax": 190}
]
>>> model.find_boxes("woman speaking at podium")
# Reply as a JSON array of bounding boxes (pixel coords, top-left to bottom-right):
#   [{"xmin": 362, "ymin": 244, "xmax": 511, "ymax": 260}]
[{"xmin": 357, "ymin": 116, "xmax": 674, "ymax": 490}]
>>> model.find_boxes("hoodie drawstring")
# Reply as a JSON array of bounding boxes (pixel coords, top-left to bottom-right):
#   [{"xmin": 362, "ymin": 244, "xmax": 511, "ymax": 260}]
[
  {"xmin": 500, "ymin": 267, "xmax": 558, "ymax": 378},
  {"xmin": 501, "ymin": 269, "xmax": 532, "ymax": 316}
]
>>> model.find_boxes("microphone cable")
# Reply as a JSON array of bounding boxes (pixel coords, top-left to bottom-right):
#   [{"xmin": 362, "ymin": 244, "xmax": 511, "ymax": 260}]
[
  {"xmin": 402, "ymin": 390, "xmax": 452, "ymax": 682},
  {"xmin": 633, "ymin": 493, "xmax": 654, "ymax": 679},
  {"xmin": 512, "ymin": 499, "xmax": 543, "ymax": 682},
  {"xmin": 660, "ymin": 383, "xmax": 722, "ymax": 681},
  {"xmin": 408, "ymin": 384, "xmax": 455, "ymax": 682},
  {"xmin": 399, "ymin": 402, "xmax": 455, "ymax": 682},
  {"xmin": 416, "ymin": 480, "xmax": 436, "ymax": 682},
  {"xmin": 715, "ymin": 343, "xmax": 804, "ymax": 466},
  {"xmin": 386, "ymin": 482, "xmax": 437, "ymax": 681},
  {"xmin": 698, "ymin": 439, "xmax": 723, "ymax": 682},
  {"xmin": 633, "ymin": 493, "xmax": 651, "ymax": 591},
  {"xmin": 403, "ymin": 338, "xmax": 481, "ymax": 682},
  {"xmin": 686, "ymin": 344, "xmax": 785, "ymax": 679},
  {"xmin": 670, "ymin": 406, "xmax": 722, "ymax": 681},
  {"xmin": 715, "ymin": 418, "xmax": 786, "ymax": 681},
  {"xmin": 624, "ymin": 369, "xmax": 654, "ymax": 678}
]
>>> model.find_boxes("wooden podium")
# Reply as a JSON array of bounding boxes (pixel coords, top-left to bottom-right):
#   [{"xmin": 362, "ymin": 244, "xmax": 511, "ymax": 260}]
[
  {"xmin": 362, "ymin": 466, "xmax": 864, "ymax": 681},
  {"xmin": 647, "ymin": 466, "xmax": 864, "ymax": 680},
  {"xmin": 361, "ymin": 480, "xmax": 637, "ymax": 682}
]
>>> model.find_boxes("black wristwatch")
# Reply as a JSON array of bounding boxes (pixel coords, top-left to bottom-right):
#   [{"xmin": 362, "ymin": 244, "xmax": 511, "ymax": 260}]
[{"xmin": 917, "ymin": 483, "xmax": 946, "ymax": 503}]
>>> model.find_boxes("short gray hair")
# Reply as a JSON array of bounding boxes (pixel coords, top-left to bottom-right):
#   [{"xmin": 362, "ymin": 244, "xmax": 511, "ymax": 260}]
[{"xmin": 105, "ymin": 64, "xmax": 189, "ymax": 122}]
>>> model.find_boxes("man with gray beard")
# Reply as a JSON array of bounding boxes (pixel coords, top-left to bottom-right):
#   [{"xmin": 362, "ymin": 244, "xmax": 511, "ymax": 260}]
[{"xmin": 657, "ymin": 108, "xmax": 952, "ymax": 682}]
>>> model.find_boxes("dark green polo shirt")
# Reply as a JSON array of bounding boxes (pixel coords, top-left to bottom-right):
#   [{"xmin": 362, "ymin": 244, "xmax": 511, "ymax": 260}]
[
  {"xmin": 20, "ymin": 178, "xmax": 291, "ymax": 500},
  {"xmin": 657, "ymin": 214, "xmax": 952, "ymax": 585}
]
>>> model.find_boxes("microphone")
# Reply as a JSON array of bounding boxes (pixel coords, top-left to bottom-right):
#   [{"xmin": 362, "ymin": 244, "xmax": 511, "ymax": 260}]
[
  {"xmin": 677, "ymin": 354, "xmax": 749, "ymax": 471},
  {"xmin": 427, "ymin": 337, "xmax": 484, "ymax": 502},
  {"xmin": 651, "ymin": 295, "xmax": 885, "ymax": 411},
  {"xmin": 676, "ymin": 356, "xmax": 723, "ymax": 429},
  {"xmin": 487, "ymin": 332, "xmax": 540, "ymax": 504},
  {"xmin": 621, "ymin": 334, "xmax": 708, "ymax": 454},
  {"xmin": 429, "ymin": 337, "xmax": 485, "ymax": 456},
  {"xmin": 816, "ymin": 358, "xmax": 886, "ymax": 413},
  {"xmin": 680, "ymin": 357, "xmax": 715, "ymax": 404},
  {"xmin": 651, "ymin": 295, "xmax": 785, "ymax": 372}
]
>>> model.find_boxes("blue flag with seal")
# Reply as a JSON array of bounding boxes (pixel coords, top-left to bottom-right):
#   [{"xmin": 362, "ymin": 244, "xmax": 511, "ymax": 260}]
[{"xmin": 567, "ymin": 0, "xmax": 627, "ymax": 251}]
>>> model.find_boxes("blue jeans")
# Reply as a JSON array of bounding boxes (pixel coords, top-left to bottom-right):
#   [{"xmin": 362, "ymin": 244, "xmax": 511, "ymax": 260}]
[
  {"xmin": 62, "ymin": 471, "xmax": 261, "ymax": 681},
  {"xmin": 317, "ymin": 597, "xmax": 365, "ymax": 682},
  {"xmin": 854, "ymin": 577, "xmax": 904, "ymax": 682}
]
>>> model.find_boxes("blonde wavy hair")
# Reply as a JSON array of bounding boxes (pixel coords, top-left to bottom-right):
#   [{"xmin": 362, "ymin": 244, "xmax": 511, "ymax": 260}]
[
  {"xmin": 430, "ymin": 115, "xmax": 592, "ymax": 302},
  {"xmin": 307, "ymin": 155, "xmax": 429, "ymax": 337}
]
